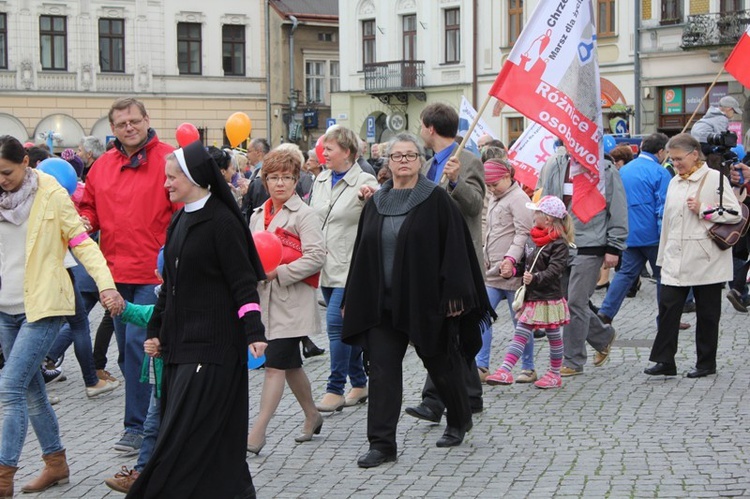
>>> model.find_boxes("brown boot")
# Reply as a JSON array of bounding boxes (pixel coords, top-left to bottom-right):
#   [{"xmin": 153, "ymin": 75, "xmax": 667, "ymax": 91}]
[
  {"xmin": 20, "ymin": 449, "xmax": 69, "ymax": 493},
  {"xmin": 0, "ymin": 464, "xmax": 18, "ymax": 499}
]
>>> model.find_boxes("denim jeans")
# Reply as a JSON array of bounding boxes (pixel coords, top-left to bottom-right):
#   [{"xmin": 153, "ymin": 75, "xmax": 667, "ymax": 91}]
[
  {"xmin": 135, "ymin": 385, "xmax": 160, "ymax": 472},
  {"xmin": 47, "ymin": 269, "xmax": 100, "ymax": 387},
  {"xmin": 476, "ymin": 286, "xmax": 534, "ymax": 371},
  {"xmin": 730, "ymin": 256, "xmax": 750, "ymax": 298},
  {"xmin": 321, "ymin": 287, "xmax": 367, "ymax": 395},
  {"xmin": 599, "ymin": 246, "xmax": 661, "ymax": 321},
  {"xmin": 0, "ymin": 312, "xmax": 64, "ymax": 466},
  {"xmin": 113, "ymin": 283, "xmax": 157, "ymax": 435}
]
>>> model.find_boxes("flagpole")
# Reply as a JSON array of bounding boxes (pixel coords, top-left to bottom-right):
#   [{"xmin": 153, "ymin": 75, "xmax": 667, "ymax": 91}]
[
  {"xmin": 440, "ymin": 93, "xmax": 494, "ymax": 184},
  {"xmin": 680, "ymin": 67, "xmax": 725, "ymax": 134}
]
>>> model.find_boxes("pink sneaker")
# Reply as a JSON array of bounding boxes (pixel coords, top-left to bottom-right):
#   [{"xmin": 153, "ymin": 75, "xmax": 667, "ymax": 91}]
[
  {"xmin": 534, "ymin": 371, "xmax": 562, "ymax": 389},
  {"xmin": 485, "ymin": 369, "xmax": 514, "ymax": 386}
]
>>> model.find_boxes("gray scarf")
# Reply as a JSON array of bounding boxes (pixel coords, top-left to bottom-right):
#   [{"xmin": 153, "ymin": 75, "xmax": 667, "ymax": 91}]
[
  {"xmin": 373, "ymin": 174, "xmax": 436, "ymax": 216},
  {"xmin": 0, "ymin": 168, "xmax": 38, "ymax": 225}
]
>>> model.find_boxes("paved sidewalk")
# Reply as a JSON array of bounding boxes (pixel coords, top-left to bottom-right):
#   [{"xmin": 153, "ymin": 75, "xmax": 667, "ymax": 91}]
[{"xmin": 8, "ymin": 278, "xmax": 750, "ymax": 498}]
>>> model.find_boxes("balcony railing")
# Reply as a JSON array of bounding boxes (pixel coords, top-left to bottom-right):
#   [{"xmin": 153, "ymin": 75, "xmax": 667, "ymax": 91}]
[
  {"xmin": 681, "ymin": 10, "xmax": 750, "ymax": 49},
  {"xmin": 364, "ymin": 60, "xmax": 424, "ymax": 92}
]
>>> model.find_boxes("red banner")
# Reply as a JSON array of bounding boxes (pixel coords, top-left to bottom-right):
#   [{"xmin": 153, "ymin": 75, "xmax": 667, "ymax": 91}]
[{"xmin": 725, "ymin": 26, "xmax": 750, "ymax": 89}]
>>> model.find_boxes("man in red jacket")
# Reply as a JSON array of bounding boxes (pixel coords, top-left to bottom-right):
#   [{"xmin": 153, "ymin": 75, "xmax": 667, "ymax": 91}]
[{"xmin": 79, "ymin": 97, "xmax": 177, "ymax": 455}]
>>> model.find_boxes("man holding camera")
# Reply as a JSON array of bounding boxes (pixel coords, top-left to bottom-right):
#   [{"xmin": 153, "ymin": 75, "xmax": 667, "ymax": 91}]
[{"xmin": 690, "ymin": 95, "xmax": 743, "ymax": 156}]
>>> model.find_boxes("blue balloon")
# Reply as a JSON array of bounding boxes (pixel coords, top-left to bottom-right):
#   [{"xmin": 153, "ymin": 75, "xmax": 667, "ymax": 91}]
[
  {"xmin": 731, "ymin": 144, "xmax": 746, "ymax": 160},
  {"xmin": 38, "ymin": 157, "xmax": 78, "ymax": 196},
  {"xmin": 247, "ymin": 351, "xmax": 265, "ymax": 370},
  {"xmin": 603, "ymin": 135, "xmax": 617, "ymax": 154}
]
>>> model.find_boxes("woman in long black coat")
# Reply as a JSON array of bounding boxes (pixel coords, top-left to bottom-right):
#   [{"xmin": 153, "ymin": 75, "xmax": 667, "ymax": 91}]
[
  {"xmin": 342, "ymin": 133, "xmax": 493, "ymax": 468},
  {"xmin": 128, "ymin": 141, "xmax": 267, "ymax": 499}
]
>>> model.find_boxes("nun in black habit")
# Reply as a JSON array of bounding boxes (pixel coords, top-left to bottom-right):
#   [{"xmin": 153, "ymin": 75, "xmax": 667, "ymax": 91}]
[{"xmin": 127, "ymin": 141, "xmax": 267, "ymax": 499}]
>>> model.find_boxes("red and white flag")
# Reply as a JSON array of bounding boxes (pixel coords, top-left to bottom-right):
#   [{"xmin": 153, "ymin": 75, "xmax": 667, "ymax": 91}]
[
  {"xmin": 507, "ymin": 122, "xmax": 558, "ymax": 190},
  {"xmin": 489, "ymin": 0, "xmax": 605, "ymax": 222},
  {"xmin": 725, "ymin": 25, "xmax": 750, "ymax": 89}
]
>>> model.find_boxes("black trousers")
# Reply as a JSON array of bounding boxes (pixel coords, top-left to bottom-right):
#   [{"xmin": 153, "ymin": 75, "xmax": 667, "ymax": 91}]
[
  {"xmin": 364, "ymin": 315, "xmax": 471, "ymax": 455},
  {"xmin": 650, "ymin": 283, "xmax": 723, "ymax": 370},
  {"xmin": 421, "ymin": 354, "xmax": 482, "ymax": 415}
]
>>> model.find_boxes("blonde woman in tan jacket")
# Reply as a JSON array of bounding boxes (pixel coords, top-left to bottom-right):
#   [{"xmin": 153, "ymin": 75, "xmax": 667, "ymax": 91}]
[
  {"xmin": 310, "ymin": 127, "xmax": 378, "ymax": 412},
  {"xmin": 247, "ymin": 148, "xmax": 327, "ymax": 453},
  {"xmin": 645, "ymin": 133, "xmax": 741, "ymax": 379}
]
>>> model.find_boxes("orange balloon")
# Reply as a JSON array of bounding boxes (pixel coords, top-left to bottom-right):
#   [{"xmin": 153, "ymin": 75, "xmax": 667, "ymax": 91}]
[{"xmin": 225, "ymin": 112, "xmax": 252, "ymax": 148}]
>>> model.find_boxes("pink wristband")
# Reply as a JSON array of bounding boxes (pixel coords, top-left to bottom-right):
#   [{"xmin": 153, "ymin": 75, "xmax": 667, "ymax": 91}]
[
  {"xmin": 238, "ymin": 303, "xmax": 261, "ymax": 318},
  {"xmin": 69, "ymin": 232, "xmax": 90, "ymax": 248}
]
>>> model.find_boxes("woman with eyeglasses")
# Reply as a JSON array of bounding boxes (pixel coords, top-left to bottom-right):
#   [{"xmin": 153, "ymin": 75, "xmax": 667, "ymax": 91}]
[
  {"xmin": 246, "ymin": 147, "xmax": 326, "ymax": 454},
  {"xmin": 644, "ymin": 133, "xmax": 741, "ymax": 379},
  {"xmin": 341, "ymin": 133, "xmax": 493, "ymax": 468},
  {"xmin": 309, "ymin": 127, "xmax": 378, "ymax": 413}
]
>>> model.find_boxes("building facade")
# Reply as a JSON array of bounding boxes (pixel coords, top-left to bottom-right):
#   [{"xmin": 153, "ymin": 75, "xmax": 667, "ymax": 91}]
[
  {"xmin": 0, "ymin": 0, "xmax": 267, "ymax": 151},
  {"xmin": 267, "ymin": 0, "xmax": 339, "ymax": 149},
  {"xmin": 638, "ymin": 0, "xmax": 749, "ymax": 139},
  {"xmin": 333, "ymin": 0, "xmax": 477, "ymax": 146},
  {"xmin": 332, "ymin": 0, "xmax": 637, "ymax": 148}
]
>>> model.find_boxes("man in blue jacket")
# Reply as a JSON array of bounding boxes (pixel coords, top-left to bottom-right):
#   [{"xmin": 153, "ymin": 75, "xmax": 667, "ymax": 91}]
[{"xmin": 597, "ymin": 133, "xmax": 672, "ymax": 325}]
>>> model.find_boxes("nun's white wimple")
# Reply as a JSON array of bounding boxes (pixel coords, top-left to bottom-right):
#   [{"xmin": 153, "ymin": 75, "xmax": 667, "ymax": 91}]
[{"xmin": 174, "ymin": 148, "xmax": 199, "ymax": 186}]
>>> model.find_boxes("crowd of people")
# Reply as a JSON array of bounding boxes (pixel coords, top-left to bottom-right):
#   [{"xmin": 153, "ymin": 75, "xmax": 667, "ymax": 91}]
[{"xmin": 1, "ymin": 93, "xmax": 749, "ymax": 497}]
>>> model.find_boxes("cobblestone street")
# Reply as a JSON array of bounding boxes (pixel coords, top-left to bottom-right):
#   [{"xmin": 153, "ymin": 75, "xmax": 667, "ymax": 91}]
[{"xmin": 8, "ymin": 278, "xmax": 750, "ymax": 498}]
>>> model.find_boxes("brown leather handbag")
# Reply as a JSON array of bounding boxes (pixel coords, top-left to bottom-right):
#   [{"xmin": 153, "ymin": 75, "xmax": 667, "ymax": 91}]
[{"xmin": 697, "ymin": 174, "xmax": 750, "ymax": 250}]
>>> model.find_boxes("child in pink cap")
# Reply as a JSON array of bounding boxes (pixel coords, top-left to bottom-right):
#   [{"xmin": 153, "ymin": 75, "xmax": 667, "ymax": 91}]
[{"xmin": 486, "ymin": 195, "xmax": 574, "ymax": 389}]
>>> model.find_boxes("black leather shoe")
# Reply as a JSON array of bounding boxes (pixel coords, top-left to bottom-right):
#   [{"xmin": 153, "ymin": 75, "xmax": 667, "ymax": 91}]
[
  {"xmin": 470, "ymin": 406, "xmax": 483, "ymax": 415},
  {"xmin": 686, "ymin": 367, "xmax": 716, "ymax": 378},
  {"xmin": 644, "ymin": 362, "xmax": 677, "ymax": 376},
  {"xmin": 436, "ymin": 421, "xmax": 472, "ymax": 448},
  {"xmin": 404, "ymin": 404, "xmax": 441, "ymax": 424},
  {"xmin": 302, "ymin": 344, "xmax": 325, "ymax": 358},
  {"xmin": 357, "ymin": 449, "xmax": 396, "ymax": 468},
  {"xmin": 597, "ymin": 312, "xmax": 613, "ymax": 325}
]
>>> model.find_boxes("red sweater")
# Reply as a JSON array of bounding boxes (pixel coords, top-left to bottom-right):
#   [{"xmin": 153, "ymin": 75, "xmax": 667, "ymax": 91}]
[{"xmin": 79, "ymin": 132, "xmax": 177, "ymax": 284}]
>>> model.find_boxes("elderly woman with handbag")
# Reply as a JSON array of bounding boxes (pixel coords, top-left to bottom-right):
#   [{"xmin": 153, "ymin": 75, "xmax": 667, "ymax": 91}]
[
  {"xmin": 645, "ymin": 133, "xmax": 742, "ymax": 378},
  {"xmin": 246, "ymin": 147, "xmax": 326, "ymax": 454}
]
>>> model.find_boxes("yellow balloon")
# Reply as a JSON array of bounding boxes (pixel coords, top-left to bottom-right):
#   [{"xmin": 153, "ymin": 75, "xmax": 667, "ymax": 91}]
[{"xmin": 225, "ymin": 112, "xmax": 252, "ymax": 147}]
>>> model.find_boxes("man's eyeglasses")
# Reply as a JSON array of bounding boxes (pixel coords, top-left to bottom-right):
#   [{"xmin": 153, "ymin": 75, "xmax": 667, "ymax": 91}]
[
  {"xmin": 112, "ymin": 118, "xmax": 145, "ymax": 131},
  {"xmin": 266, "ymin": 175, "xmax": 296, "ymax": 184},
  {"xmin": 389, "ymin": 152, "xmax": 420, "ymax": 162}
]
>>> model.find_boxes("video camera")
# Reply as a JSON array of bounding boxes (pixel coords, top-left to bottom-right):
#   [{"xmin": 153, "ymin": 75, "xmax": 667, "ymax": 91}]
[
  {"xmin": 706, "ymin": 130, "xmax": 740, "ymax": 176},
  {"xmin": 702, "ymin": 130, "xmax": 741, "ymax": 218},
  {"xmin": 706, "ymin": 130, "xmax": 738, "ymax": 149}
]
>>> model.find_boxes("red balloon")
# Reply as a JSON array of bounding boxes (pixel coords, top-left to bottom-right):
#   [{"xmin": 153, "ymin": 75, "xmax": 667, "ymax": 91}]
[
  {"xmin": 175, "ymin": 123, "xmax": 200, "ymax": 147},
  {"xmin": 252, "ymin": 231, "xmax": 283, "ymax": 273},
  {"xmin": 315, "ymin": 136, "xmax": 326, "ymax": 165}
]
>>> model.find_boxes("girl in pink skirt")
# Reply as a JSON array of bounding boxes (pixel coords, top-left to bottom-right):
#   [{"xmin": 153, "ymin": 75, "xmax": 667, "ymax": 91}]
[{"xmin": 486, "ymin": 195, "xmax": 573, "ymax": 389}]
